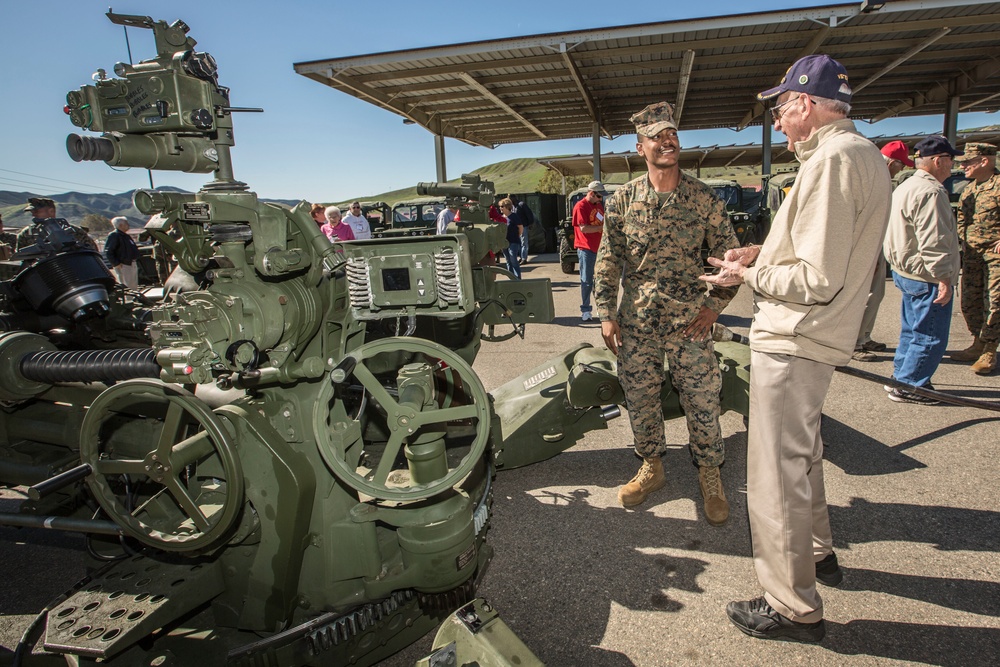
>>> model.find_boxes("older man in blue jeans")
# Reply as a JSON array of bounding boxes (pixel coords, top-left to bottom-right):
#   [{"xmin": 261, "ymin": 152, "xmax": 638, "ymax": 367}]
[{"xmin": 883, "ymin": 135, "xmax": 962, "ymax": 404}]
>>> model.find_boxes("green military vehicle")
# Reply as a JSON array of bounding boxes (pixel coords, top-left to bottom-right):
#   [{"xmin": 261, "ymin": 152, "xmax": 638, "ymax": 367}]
[{"xmin": 390, "ymin": 197, "xmax": 447, "ymax": 230}]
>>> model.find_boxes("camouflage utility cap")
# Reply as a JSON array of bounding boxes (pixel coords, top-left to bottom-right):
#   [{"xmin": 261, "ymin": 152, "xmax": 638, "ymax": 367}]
[
  {"xmin": 630, "ymin": 102, "xmax": 677, "ymax": 137},
  {"xmin": 958, "ymin": 142, "xmax": 997, "ymax": 162},
  {"xmin": 25, "ymin": 197, "xmax": 55, "ymax": 211}
]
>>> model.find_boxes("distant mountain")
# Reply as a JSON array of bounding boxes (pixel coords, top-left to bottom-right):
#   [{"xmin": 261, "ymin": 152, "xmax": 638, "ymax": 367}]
[{"xmin": 0, "ymin": 187, "xmax": 303, "ymax": 232}]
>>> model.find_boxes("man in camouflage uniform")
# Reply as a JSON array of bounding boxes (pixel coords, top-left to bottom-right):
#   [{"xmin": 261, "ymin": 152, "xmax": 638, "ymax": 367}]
[
  {"xmin": 16, "ymin": 197, "xmax": 99, "ymax": 253},
  {"xmin": 0, "ymin": 213, "xmax": 16, "ymax": 260},
  {"xmin": 594, "ymin": 101, "xmax": 739, "ymax": 526},
  {"xmin": 952, "ymin": 143, "xmax": 1000, "ymax": 375}
]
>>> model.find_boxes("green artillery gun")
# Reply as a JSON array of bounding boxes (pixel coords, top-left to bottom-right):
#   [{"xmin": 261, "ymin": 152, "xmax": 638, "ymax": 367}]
[{"xmin": 0, "ymin": 11, "xmax": 751, "ymax": 667}]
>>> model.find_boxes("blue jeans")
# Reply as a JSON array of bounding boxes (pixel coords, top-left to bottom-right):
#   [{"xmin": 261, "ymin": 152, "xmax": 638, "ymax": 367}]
[
  {"xmin": 504, "ymin": 242, "xmax": 522, "ymax": 279},
  {"xmin": 892, "ymin": 271, "xmax": 952, "ymax": 387},
  {"xmin": 520, "ymin": 225, "xmax": 530, "ymax": 261},
  {"xmin": 578, "ymin": 248, "xmax": 596, "ymax": 314}
]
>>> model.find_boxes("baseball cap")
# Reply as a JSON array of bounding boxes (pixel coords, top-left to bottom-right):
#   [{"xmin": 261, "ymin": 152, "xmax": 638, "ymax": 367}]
[
  {"xmin": 587, "ymin": 180, "xmax": 607, "ymax": 195},
  {"xmin": 629, "ymin": 102, "xmax": 678, "ymax": 138},
  {"xmin": 913, "ymin": 135, "xmax": 961, "ymax": 159},
  {"xmin": 757, "ymin": 54, "xmax": 852, "ymax": 103},
  {"xmin": 880, "ymin": 140, "xmax": 914, "ymax": 167}
]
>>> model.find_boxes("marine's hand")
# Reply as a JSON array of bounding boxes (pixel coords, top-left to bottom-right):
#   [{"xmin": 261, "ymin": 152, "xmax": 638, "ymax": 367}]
[
  {"xmin": 602, "ymin": 320, "xmax": 622, "ymax": 356},
  {"xmin": 683, "ymin": 306, "xmax": 719, "ymax": 341},
  {"xmin": 992, "ymin": 240, "xmax": 1000, "ymax": 254},
  {"xmin": 723, "ymin": 245, "xmax": 761, "ymax": 266},
  {"xmin": 699, "ymin": 256, "xmax": 746, "ymax": 287}
]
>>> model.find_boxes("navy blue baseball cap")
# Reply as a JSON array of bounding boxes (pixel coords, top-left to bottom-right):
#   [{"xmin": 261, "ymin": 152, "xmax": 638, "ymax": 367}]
[
  {"xmin": 757, "ymin": 55, "xmax": 852, "ymax": 103},
  {"xmin": 913, "ymin": 135, "xmax": 961, "ymax": 158}
]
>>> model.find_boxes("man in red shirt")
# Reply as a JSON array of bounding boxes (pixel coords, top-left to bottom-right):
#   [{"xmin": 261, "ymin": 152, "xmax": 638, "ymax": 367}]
[{"xmin": 572, "ymin": 180, "xmax": 607, "ymax": 321}]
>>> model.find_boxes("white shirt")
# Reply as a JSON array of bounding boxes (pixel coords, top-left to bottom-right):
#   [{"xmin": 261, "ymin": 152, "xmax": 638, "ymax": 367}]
[
  {"xmin": 436, "ymin": 208, "xmax": 456, "ymax": 235},
  {"xmin": 342, "ymin": 213, "xmax": 371, "ymax": 240}
]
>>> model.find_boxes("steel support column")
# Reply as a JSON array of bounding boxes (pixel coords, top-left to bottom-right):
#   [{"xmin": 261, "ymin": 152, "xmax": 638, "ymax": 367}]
[
  {"xmin": 434, "ymin": 134, "xmax": 447, "ymax": 182},
  {"xmin": 762, "ymin": 119, "xmax": 772, "ymax": 177},
  {"xmin": 943, "ymin": 96, "xmax": 960, "ymax": 144},
  {"xmin": 592, "ymin": 123, "xmax": 601, "ymax": 180}
]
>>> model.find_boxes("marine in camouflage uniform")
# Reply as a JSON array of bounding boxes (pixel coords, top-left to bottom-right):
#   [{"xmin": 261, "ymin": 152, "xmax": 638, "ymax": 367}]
[
  {"xmin": 594, "ymin": 101, "xmax": 739, "ymax": 523},
  {"xmin": 15, "ymin": 197, "xmax": 99, "ymax": 253},
  {"xmin": 953, "ymin": 143, "xmax": 1000, "ymax": 374}
]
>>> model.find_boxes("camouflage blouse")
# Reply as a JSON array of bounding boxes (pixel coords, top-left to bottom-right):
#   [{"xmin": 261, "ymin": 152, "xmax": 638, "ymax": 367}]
[
  {"xmin": 958, "ymin": 169, "xmax": 1000, "ymax": 252},
  {"xmin": 594, "ymin": 173, "xmax": 739, "ymax": 335}
]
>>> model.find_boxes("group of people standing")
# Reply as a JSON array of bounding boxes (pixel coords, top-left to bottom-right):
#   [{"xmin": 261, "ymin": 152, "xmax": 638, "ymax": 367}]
[
  {"xmin": 577, "ymin": 52, "xmax": 996, "ymax": 646},
  {"xmin": 849, "ymin": 135, "xmax": 1000, "ymax": 404},
  {"xmin": 311, "ymin": 201, "xmax": 372, "ymax": 242}
]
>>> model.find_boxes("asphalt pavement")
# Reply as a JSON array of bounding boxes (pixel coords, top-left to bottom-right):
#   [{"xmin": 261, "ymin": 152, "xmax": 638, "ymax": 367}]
[{"xmin": 2, "ymin": 252, "xmax": 998, "ymax": 667}]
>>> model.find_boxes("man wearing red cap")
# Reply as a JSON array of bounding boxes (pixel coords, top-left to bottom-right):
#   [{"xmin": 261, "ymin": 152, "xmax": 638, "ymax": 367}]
[
  {"xmin": 852, "ymin": 141, "xmax": 916, "ymax": 361},
  {"xmin": 702, "ymin": 54, "xmax": 891, "ymax": 643}
]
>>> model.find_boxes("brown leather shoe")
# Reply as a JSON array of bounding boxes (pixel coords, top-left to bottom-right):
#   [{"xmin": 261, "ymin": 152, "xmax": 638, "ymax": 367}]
[
  {"xmin": 618, "ymin": 457, "xmax": 665, "ymax": 507},
  {"xmin": 972, "ymin": 350, "xmax": 997, "ymax": 375},
  {"xmin": 951, "ymin": 338, "xmax": 985, "ymax": 362},
  {"xmin": 699, "ymin": 465, "xmax": 729, "ymax": 526}
]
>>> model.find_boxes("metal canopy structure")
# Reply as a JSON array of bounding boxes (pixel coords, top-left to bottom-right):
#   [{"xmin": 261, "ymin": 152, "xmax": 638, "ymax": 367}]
[
  {"xmin": 295, "ymin": 1, "xmax": 1000, "ymax": 150},
  {"xmin": 537, "ymin": 130, "xmax": 1000, "ymax": 178}
]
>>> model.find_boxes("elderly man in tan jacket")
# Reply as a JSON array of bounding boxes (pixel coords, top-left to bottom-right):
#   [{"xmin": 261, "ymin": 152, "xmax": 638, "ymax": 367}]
[{"xmin": 702, "ymin": 54, "xmax": 890, "ymax": 643}]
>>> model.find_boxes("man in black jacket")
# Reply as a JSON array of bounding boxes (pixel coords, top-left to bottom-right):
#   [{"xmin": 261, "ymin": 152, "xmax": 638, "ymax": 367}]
[{"xmin": 105, "ymin": 216, "xmax": 140, "ymax": 288}]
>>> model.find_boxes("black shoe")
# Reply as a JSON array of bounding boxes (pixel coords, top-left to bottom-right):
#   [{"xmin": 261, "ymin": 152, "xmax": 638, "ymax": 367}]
[
  {"xmin": 851, "ymin": 348, "xmax": 878, "ymax": 362},
  {"xmin": 861, "ymin": 340, "xmax": 887, "ymax": 352},
  {"xmin": 887, "ymin": 387, "xmax": 939, "ymax": 405},
  {"xmin": 815, "ymin": 553, "xmax": 843, "ymax": 587},
  {"xmin": 726, "ymin": 597, "xmax": 825, "ymax": 643}
]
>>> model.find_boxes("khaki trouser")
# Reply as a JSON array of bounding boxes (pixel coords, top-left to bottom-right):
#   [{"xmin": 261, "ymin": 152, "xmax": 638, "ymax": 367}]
[
  {"xmin": 856, "ymin": 255, "xmax": 887, "ymax": 347},
  {"xmin": 747, "ymin": 350, "xmax": 835, "ymax": 623},
  {"xmin": 114, "ymin": 261, "xmax": 139, "ymax": 289}
]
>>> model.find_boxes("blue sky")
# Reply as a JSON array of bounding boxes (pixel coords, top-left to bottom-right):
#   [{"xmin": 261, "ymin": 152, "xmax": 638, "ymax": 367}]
[{"xmin": 1, "ymin": 0, "xmax": 993, "ymax": 203}]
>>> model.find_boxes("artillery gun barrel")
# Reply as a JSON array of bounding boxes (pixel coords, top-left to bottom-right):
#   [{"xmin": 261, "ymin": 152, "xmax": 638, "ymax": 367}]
[{"xmin": 416, "ymin": 182, "xmax": 483, "ymax": 199}]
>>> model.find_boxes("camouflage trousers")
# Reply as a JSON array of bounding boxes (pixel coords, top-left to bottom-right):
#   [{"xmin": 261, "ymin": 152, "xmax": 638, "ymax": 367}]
[
  {"xmin": 960, "ymin": 249, "xmax": 1000, "ymax": 346},
  {"xmin": 618, "ymin": 324, "xmax": 724, "ymax": 466}
]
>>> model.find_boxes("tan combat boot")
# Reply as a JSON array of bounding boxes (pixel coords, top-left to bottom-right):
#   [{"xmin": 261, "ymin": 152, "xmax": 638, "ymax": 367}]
[
  {"xmin": 951, "ymin": 337, "xmax": 985, "ymax": 362},
  {"xmin": 699, "ymin": 465, "xmax": 729, "ymax": 526},
  {"xmin": 618, "ymin": 457, "xmax": 666, "ymax": 507},
  {"xmin": 972, "ymin": 347, "xmax": 998, "ymax": 375}
]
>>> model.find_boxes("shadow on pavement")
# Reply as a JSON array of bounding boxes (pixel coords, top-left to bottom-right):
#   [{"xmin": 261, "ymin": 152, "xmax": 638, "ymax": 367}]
[
  {"xmin": 839, "ymin": 568, "xmax": 1000, "ymax": 617},
  {"xmin": 820, "ymin": 416, "xmax": 927, "ymax": 475},
  {"xmin": 824, "ymin": 619, "xmax": 1000, "ymax": 667},
  {"xmin": 831, "ymin": 498, "xmax": 999, "ymax": 552}
]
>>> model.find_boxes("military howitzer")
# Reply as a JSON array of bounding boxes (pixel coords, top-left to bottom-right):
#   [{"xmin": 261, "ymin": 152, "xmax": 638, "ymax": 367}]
[{"xmin": 0, "ymin": 12, "xmax": 755, "ymax": 667}]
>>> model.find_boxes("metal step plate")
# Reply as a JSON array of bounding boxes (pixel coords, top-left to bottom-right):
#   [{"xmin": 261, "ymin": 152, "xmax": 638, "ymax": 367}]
[{"xmin": 44, "ymin": 555, "xmax": 224, "ymax": 659}]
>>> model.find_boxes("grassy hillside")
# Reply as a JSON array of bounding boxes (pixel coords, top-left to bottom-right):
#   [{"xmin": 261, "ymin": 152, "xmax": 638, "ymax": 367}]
[{"xmin": 332, "ymin": 157, "xmax": 551, "ymax": 208}]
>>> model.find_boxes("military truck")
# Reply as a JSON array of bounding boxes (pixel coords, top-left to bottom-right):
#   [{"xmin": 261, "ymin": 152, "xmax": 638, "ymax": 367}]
[
  {"xmin": 390, "ymin": 198, "xmax": 447, "ymax": 230},
  {"xmin": 359, "ymin": 200, "xmax": 391, "ymax": 232}
]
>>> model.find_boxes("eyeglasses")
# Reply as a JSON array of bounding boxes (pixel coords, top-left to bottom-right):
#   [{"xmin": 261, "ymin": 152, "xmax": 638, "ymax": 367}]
[
  {"xmin": 351, "ymin": 205, "xmax": 361, "ymax": 210},
  {"xmin": 592, "ymin": 193, "xmax": 603, "ymax": 200},
  {"xmin": 770, "ymin": 95, "xmax": 803, "ymax": 121}
]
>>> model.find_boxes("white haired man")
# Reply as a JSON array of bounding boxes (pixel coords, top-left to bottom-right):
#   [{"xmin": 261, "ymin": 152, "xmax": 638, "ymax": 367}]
[
  {"xmin": 702, "ymin": 54, "xmax": 891, "ymax": 643},
  {"xmin": 105, "ymin": 216, "xmax": 140, "ymax": 288}
]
